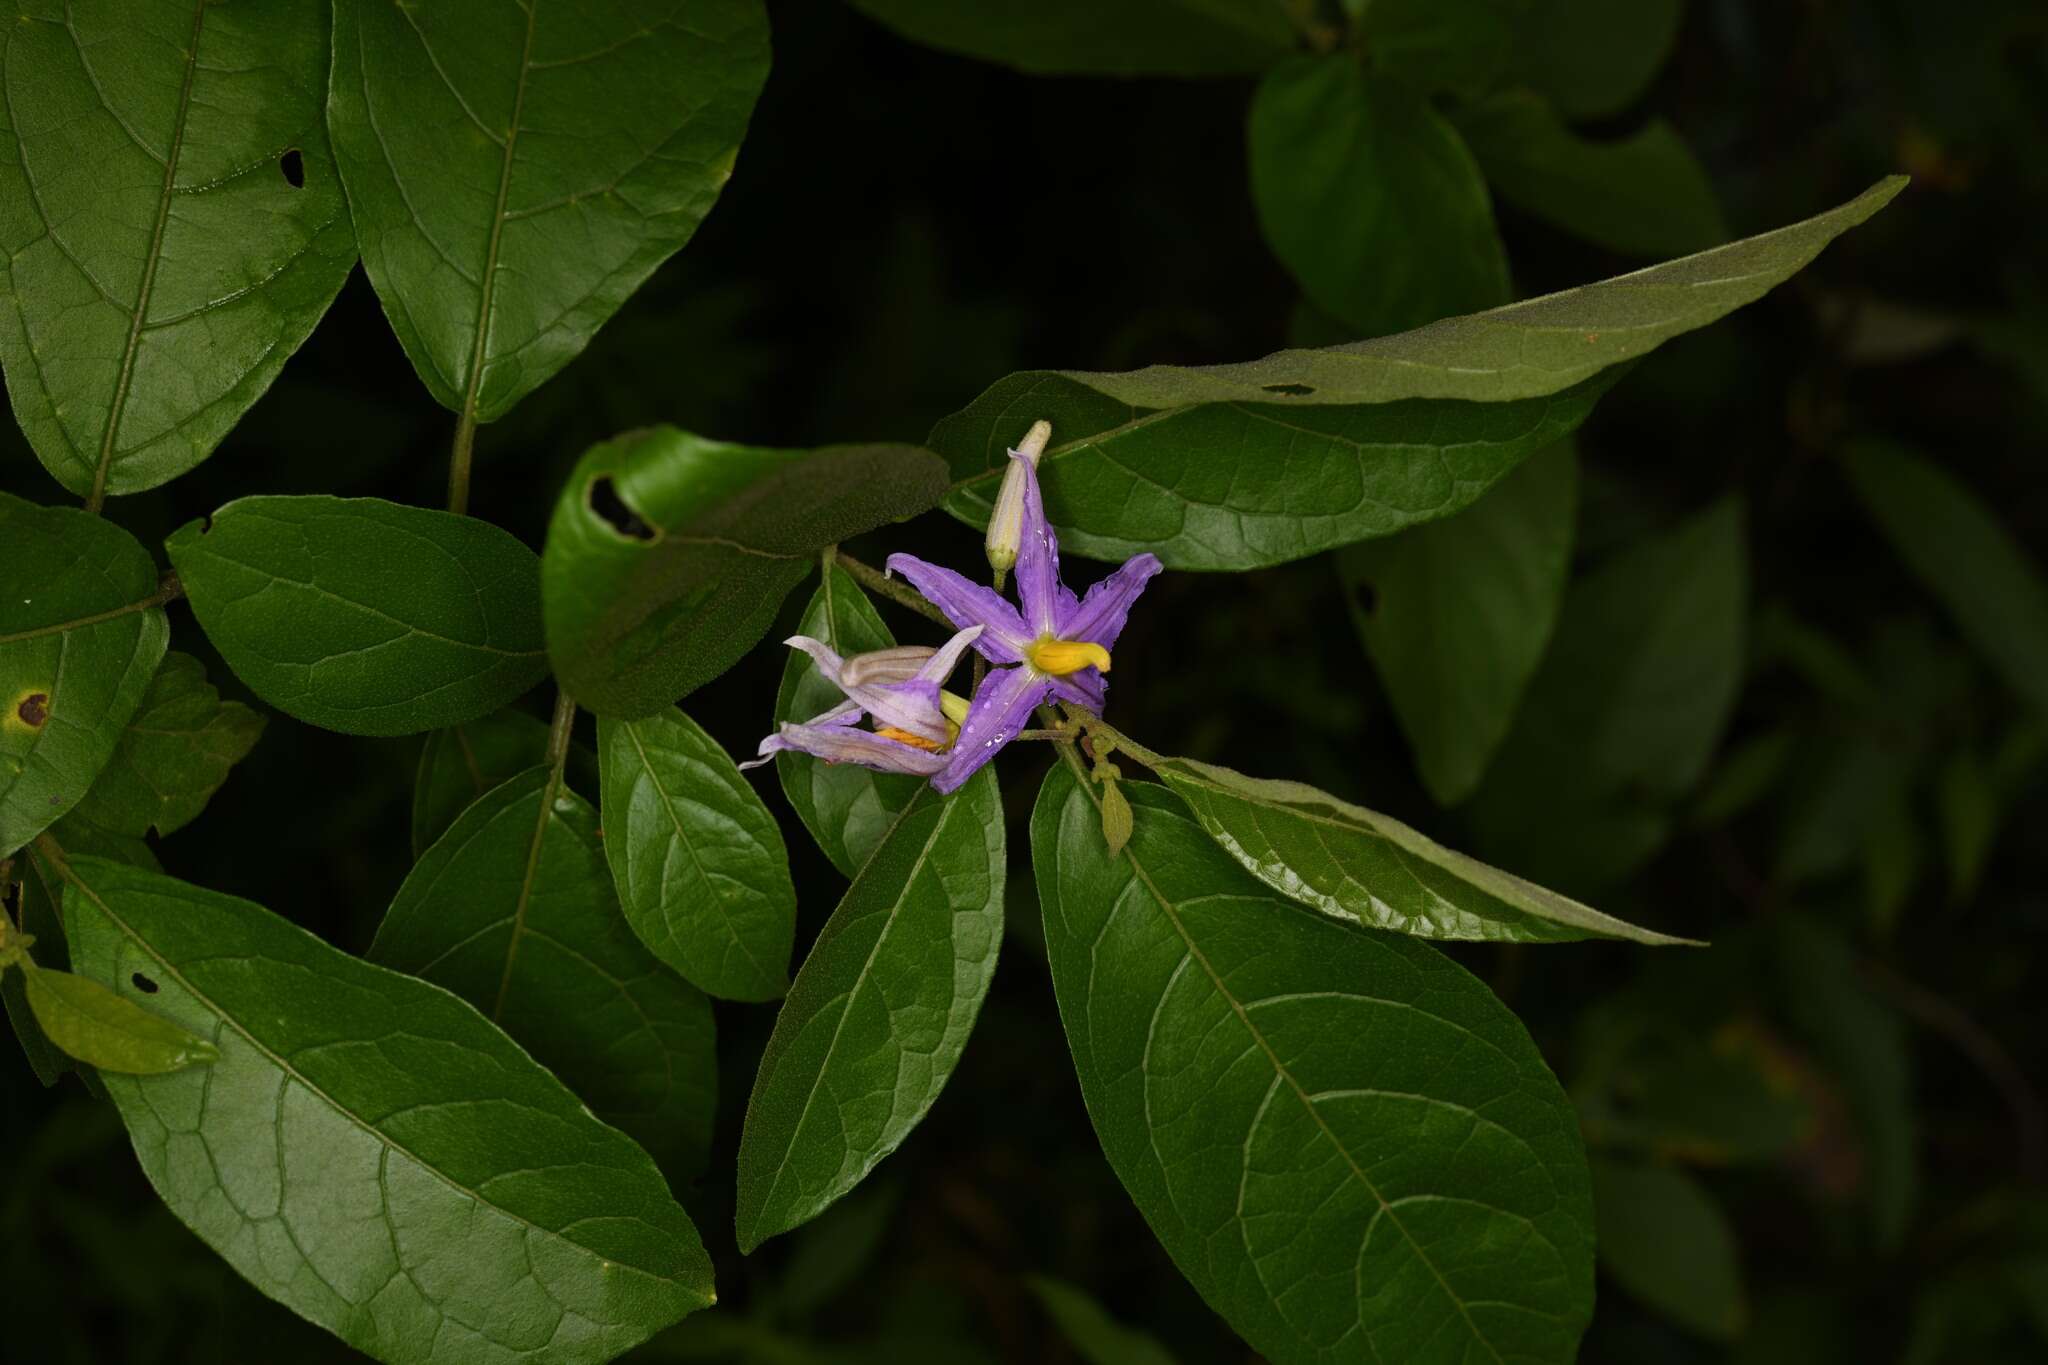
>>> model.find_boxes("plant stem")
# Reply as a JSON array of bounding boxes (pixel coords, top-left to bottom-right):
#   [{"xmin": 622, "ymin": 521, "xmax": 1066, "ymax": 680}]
[
  {"xmin": 832, "ymin": 550, "xmax": 951, "ymax": 628},
  {"xmin": 447, "ymin": 410, "xmax": 478, "ymax": 515},
  {"xmin": 544, "ymin": 689, "xmax": 577, "ymax": 774},
  {"xmin": 1058, "ymin": 706, "xmax": 1166, "ymax": 771}
]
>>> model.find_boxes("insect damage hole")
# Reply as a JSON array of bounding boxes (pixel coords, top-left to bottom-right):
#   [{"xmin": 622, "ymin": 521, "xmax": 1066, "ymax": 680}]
[
  {"xmin": 588, "ymin": 477, "xmax": 658, "ymax": 542},
  {"xmin": 14, "ymin": 692, "xmax": 48, "ymax": 728},
  {"xmin": 1262, "ymin": 383, "xmax": 1315, "ymax": 397},
  {"xmin": 279, "ymin": 148, "xmax": 305, "ymax": 188},
  {"xmin": 131, "ymin": 972, "xmax": 159, "ymax": 994}
]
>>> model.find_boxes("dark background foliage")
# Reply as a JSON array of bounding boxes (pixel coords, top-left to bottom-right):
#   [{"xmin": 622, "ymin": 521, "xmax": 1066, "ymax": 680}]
[{"xmin": 5, "ymin": 1, "xmax": 2046, "ymax": 1361}]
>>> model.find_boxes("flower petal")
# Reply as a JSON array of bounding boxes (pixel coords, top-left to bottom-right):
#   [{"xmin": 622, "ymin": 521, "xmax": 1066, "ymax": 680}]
[
  {"xmin": 885, "ymin": 553, "xmax": 1031, "ymax": 663},
  {"xmin": 759, "ymin": 720, "xmax": 949, "ymax": 776},
  {"xmin": 913, "ymin": 624, "xmax": 985, "ymax": 686},
  {"xmin": 1059, "ymin": 553, "xmax": 1163, "ymax": 650},
  {"xmin": 785, "ymin": 634, "xmax": 948, "ymax": 741},
  {"xmin": 1009, "ymin": 450, "xmax": 1065, "ymax": 637},
  {"xmin": 931, "ymin": 664, "xmax": 1051, "ymax": 794},
  {"xmin": 1047, "ymin": 669, "xmax": 1106, "ymax": 713}
]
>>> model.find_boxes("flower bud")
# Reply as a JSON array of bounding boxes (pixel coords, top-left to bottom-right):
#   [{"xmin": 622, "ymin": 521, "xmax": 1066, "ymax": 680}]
[{"xmin": 984, "ymin": 419, "xmax": 1053, "ymax": 575}]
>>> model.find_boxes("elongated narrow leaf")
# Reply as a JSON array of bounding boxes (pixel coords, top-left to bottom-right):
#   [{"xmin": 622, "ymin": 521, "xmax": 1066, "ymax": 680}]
[
  {"xmin": 0, "ymin": 0, "xmax": 356, "ymax": 500},
  {"xmin": 1032, "ymin": 768, "xmax": 1595, "ymax": 1364},
  {"xmin": 72, "ymin": 652, "xmax": 263, "ymax": 838},
  {"xmin": 166, "ymin": 496, "xmax": 547, "ymax": 737},
  {"xmin": 1592, "ymin": 1158, "xmax": 1747, "ymax": 1340},
  {"xmin": 847, "ymin": 0, "xmax": 1295, "ymax": 77},
  {"xmin": 328, "ymin": 0, "xmax": 768, "ymax": 423},
  {"xmin": 543, "ymin": 426, "xmax": 948, "ymax": 716},
  {"xmin": 1339, "ymin": 440, "xmax": 1577, "ymax": 804},
  {"xmin": 774, "ymin": 565, "xmax": 925, "ymax": 878},
  {"xmin": 935, "ymin": 370, "xmax": 1614, "ymax": 570},
  {"xmin": 19, "ymin": 961, "xmax": 217, "ymax": 1074},
  {"xmin": 599, "ymin": 709, "xmax": 795, "ymax": 1003},
  {"xmin": 1514, "ymin": 0, "xmax": 1683, "ymax": 121},
  {"xmin": 1251, "ymin": 56, "xmax": 1508, "ymax": 337},
  {"xmin": 371, "ymin": 767, "xmax": 717, "ymax": 1179},
  {"xmin": 1840, "ymin": 441, "xmax": 2048, "ymax": 720},
  {"xmin": 1, "ymin": 494, "xmax": 169, "ymax": 856},
  {"xmin": 735, "ymin": 773, "xmax": 1004, "ymax": 1252},
  {"xmin": 1456, "ymin": 92, "xmax": 1727, "ymax": 258},
  {"xmin": 1028, "ymin": 1275, "xmax": 1181, "ymax": 1365},
  {"xmin": 58, "ymin": 854, "xmax": 714, "ymax": 1362},
  {"xmin": 1153, "ymin": 753, "xmax": 1686, "ymax": 944},
  {"xmin": 1058, "ymin": 178, "xmax": 1904, "ymax": 409}
]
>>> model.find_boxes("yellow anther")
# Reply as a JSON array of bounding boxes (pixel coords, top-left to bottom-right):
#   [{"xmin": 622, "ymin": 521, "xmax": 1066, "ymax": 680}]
[
  {"xmin": 875, "ymin": 725, "xmax": 949, "ymax": 753},
  {"xmin": 1027, "ymin": 638, "xmax": 1112, "ymax": 676}
]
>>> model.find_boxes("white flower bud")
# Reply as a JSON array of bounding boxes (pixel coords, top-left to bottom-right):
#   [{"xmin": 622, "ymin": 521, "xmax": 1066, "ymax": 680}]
[{"xmin": 985, "ymin": 419, "xmax": 1053, "ymax": 574}]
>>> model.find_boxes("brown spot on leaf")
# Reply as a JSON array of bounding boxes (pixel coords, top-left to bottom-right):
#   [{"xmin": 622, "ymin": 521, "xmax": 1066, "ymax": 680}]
[{"xmin": 16, "ymin": 693, "xmax": 48, "ymax": 728}]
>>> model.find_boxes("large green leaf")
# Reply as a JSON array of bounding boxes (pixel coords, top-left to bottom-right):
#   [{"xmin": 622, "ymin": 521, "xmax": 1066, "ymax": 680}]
[
  {"xmin": 735, "ymin": 773, "xmax": 1004, "ymax": 1253},
  {"xmin": 1513, "ymin": 0, "xmax": 1684, "ymax": 121},
  {"xmin": 846, "ymin": 0, "xmax": 1296, "ymax": 77},
  {"xmin": 1840, "ymin": 441, "xmax": 2048, "ymax": 721},
  {"xmin": 57, "ymin": 853, "xmax": 715, "ymax": 1363},
  {"xmin": 1032, "ymin": 767, "xmax": 1594, "ymax": 1364},
  {"xmin": 1250, "ymin": 56, "xmax": 1509, "ymax": 337},
  {"xmin": 1055, "ymin": 177, "xmax": 1904, "ymax": 409},
  {"xmin": 370, "ymin": 766, "xmax": 717, "ymax": 1179},
  {"xmin": 934, "ymin": 369, "xmax": 1614, "ymax": 570},
  {"xmin": 1455, "ymin": 92, "xmax": 1727, "ymax": 258},
  {"xmin": 1471, "ymin": 497, "xmax": 1748, "ymax": 891},
  {"xmin": 1338, "ymin": 440, "xmax": 1576, "ymax": 804},
  {"xmin": 773, "ymin": 565, "xmax": 925, "ymax": 879},
  {"xmin": 327, "ymin": 0, "xmax": 768, "ymax": 425},
  {"xmin": 0, "ymin": 0, "xmax": 356, "ymax": 501},
  {"xmin": 18, "ymin": 959, "xmax": 218, "ymax": 1075},
  {"xmin": 1, "ymin": 493, "xmax": 169, "ymax": 856},
  {"xmin": 165, "ymin": 495, "xmax": 547, "ymax": 737},
  {"xmin": 71, "ymin": 652, "xmax": 263, "ymax": 838},
  {"xmin": 1592, "ymin": 1158, "xmax": 1747, "ymax": 1341},
  {"xmin": 543, "ymin": 427, "xmax": 948, "ymax": 717},
  {"xmin": 598, "ymin": 708, "xmax": 795, "ymax": 1003}
]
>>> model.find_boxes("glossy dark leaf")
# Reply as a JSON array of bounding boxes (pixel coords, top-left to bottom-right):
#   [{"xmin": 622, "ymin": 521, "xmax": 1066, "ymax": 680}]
[
  {"xmin": 735, "ymin": 773, "xmax": 1004, "ymax": 1252},
  {"xmin": 1, "ymin": 493, "xmax": 169, "ymax": 856},
  {"xmin": 71, "ymin": 652, "xmax": 263, "ymax": 838},
  {"xmin": 1593, "ymin": 1158, "xmax": 1747, "ymax": 1340},
  {"xmin": 0, "ymin": 0, "xmax": 356, "ymax": 500},
  {"xmin": 371, "ymin": 766, "xmax": 718, "ymax": 1179},
  {"xmin": 598, "ymin": 708, "xmax": 795, "ymax": 1003},
  {"xmin": 165, "ymin": 496, "xmax": 547, "ymax": 737},
  {"xmin": 1338, "ymin": 440, "xmax": 1577, "ymax": 804},
  {"xmin": 1250, "ymin": 56, "xmax": 1508, "ymax": 336},
  {"xmin": 328, "ymin": 0, "xmax": 769, "ymax": 423},
  {"xmin": 1033, "ymin": 768, "xmax": 1594, "ymax": 1364},
  {"xmin": 58, "ymin": 853, "xmax": 715, "ymax": 1362},
  {"xmin": 543, "ymin": 426, "xmax": 947, "ymax": 716},
  {"xmin": 846, "ymin": 0, "xmax": 1296, "ymax": 77},
  {"xmin": 773, "ymin": 565, "xmax": 925, "ymax": 878},
  {"xmin": 19, "ymin": 960, "xmax": 218, "ymax": 1074}
]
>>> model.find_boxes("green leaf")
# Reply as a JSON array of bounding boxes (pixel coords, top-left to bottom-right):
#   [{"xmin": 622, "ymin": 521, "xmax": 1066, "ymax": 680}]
[
  {"xmin": 1026, "ymin": 1275, "xmax": 1181, "ymax": 1365},
  {"xmin": 846, "ymin": 0, "xmax": 1297, "ymax": 77},
  {"xmin": 543, "ymin": 426, "xmax": 948, "ymax": 717},
  {"xmin": 326, "ymin": 0, "xmax": 769, "ymax": 424},
  {"xmin": 412, "ymin": 708, "xmax": 549, "ymax": 857},
  {"xmin": 1840, "ymin": 441, "xmax": 2048, "ymax": 720},
  {"xmin": 1250, "ymin": 56, "xmax": 1509, "ymax": 336},
  {"xmin": 370, "ymin": 766, "xmax": 718, "ymax": 1179},
  {"xmin": 1, "ymin": 493, "xmax": 170, "ymax": 856},
  {"xmin": 598, "ymin": 708, "xmax": 795, "ymax": 1003},
  {"xmin": 71, "ymin": 652, "xmax": 263, "ymax": 838},
  {"xmin": 1455, "ymin": 91, "xmax": 1728, "ymax": 258},
  {"xmin": 735, "ymin": 773, "xmax": 1004, "ymax": 1253},
  {"xmin": 773, "ymin": 565, "xmax": 925, "ymax": 878},
  {"xmin": 58, "ymin": 852, "xmax": 715, "ymax": 1362},
  {"xmin": 165, "ymin": 495, "xmax": 548, "ymax": 737},
  {"xmin": 1338, "ymin": 440, "xmax": 1577, "ymax": 803},
  {"xmin": 0, "ymin": 0, "xmax": 356, "ymax": 501},
  {"xmin": 1592, "ymin": 1158, "xmax": 1747, "ymax": 1340},
  {"xmin": 1358, "ymin": 0, "xmax": 1525, "ymax": 97},
  {"xmin": 1471, "ymin": 497, "xmax": 1747, "ymax": 891},
  {"xmin": 1054, "ymin": 177, "xmax": 1904, "ymax": 409},
  {"xmin": 1150, "ymin": 752, "xmax": 1687, "ymax": 944},
  {"xmin": 19, "ymin": 960, "xmax": 217, "ymax": 1074},
  {"xmin": 1032, "ymin": 767, "xmax": 1594, "ymax": 1364},
  {"xmin": 934, "ymin": 369, "xmax": 1614, "ymax": 570},
  {"xmin": 1514, "ymin": 0, "xmax": 1684, "ymax": 121}
]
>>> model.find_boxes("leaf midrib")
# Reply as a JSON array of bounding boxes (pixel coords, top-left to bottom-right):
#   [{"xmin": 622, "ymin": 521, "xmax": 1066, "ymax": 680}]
[{"xmin": 457, "ymin": 0, "xmax": 539, "ymax": 429}]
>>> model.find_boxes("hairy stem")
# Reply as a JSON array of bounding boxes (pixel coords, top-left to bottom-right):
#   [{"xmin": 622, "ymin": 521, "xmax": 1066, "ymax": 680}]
[
  {"xmin": 544, "ymin": 689, "xmax": 577, "ymax": 775},
  {"xmin": 832, "ymin": 550, "xmax": 951, "ymax": 628}
]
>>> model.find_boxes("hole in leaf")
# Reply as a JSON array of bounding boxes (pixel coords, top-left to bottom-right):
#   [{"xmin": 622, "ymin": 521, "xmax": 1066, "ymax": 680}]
[
  {"xmin": 589, "ymin": 477, "xmax": 657, "ymax": 542},
  {"xmin": 1262, "ymin": 383, "xmax": 1315, "ymax": 397},
  {"xmin": 15, "ymin": 692, "xmax": 48, "ymax": 728},
  {"xmin": 131, "ymin": 972, "xmax": 159, "ymax": 994},
  {"xmin": 1352, "ymin": 581, "xmax": 1378, "ymax": 617},
  {"xmin": 279, "ymin": 148, "xmax": 305, "ymax": 188}
]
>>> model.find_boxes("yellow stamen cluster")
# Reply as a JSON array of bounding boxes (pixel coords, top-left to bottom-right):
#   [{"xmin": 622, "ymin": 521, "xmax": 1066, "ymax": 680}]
[{"xmin": 1027, "ymin": 638, "xmax": 1112, "ymax": 676}]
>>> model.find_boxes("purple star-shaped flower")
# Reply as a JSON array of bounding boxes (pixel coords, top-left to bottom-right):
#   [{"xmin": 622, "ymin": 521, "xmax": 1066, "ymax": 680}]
[
  {"xmin": 741, "ymin": 625, "xmax": 983, "ymax": 778},
  {"xmin": 889, "ymin": 448, "xmax": 1162, "ymax": 793}
]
